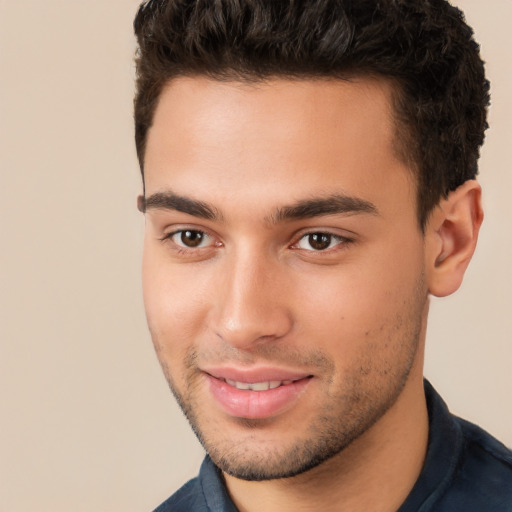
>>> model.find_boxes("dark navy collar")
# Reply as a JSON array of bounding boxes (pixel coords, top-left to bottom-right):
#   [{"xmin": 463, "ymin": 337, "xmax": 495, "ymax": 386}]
[
  {"xmin": 199, "ymin": 456, "xmax": 239, "ymax": 512},
  {"xmin": 396, "ymin": 380, "xmax": 463, "ymax": 511}
]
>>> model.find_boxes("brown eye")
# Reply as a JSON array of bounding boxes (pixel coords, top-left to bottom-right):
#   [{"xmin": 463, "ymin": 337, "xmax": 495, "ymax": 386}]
[
  {"xmin": 171, "ymin": 230, "xmax": 210, "ymax": 248},
  {"xmin": 308, "ymin": 233, "xmax": 332, "ymax": 250},
  {"xmin": 296, "ymin": 232, "xmax": 345, "ymax": 251}
]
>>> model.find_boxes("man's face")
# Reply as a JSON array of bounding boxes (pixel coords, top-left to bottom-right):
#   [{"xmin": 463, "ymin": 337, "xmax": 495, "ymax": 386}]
[{"xmin": 142, "ymin": 77, "xmax": 429, "ymax": 480}]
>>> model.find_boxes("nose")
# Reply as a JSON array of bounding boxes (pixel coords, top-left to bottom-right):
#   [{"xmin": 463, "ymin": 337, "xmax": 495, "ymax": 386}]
[{"xmin": 209, "ymin": 250, "xmax": 293, "ymax": 350}]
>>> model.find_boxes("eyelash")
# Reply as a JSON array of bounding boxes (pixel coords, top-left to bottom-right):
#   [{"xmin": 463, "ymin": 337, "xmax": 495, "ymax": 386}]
[
  {"xmin": 292, "ymin": 232, "xmax": 353, "ymax": 253},
  {"xmin": 160, "ymin": 229, "xmax": 219, "ymax": 252},
  {"xmin": 160, "ymin": 228, "xmax": 353, "ymax": 255}
]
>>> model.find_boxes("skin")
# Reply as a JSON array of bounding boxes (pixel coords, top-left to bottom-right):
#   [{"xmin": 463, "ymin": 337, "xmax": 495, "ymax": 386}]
[{"xmin": 141, "ymin": 76, "xmax": 482, "ymax": 512}]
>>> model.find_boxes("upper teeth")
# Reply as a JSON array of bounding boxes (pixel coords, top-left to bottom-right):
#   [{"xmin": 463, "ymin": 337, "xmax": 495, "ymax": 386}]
[{"xmin": 225, "ymin": 379, "xmax": 294, "ymax": 391}]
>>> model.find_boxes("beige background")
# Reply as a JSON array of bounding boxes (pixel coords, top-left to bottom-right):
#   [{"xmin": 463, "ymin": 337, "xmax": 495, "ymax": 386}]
[{"xmin": 1, "ymin": 1, "xmax": 510, "ymax": 510}]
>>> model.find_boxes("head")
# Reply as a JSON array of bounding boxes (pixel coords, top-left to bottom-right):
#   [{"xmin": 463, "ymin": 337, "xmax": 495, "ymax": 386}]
[{"xmin": 134, "ymin": 0, "xmax": 487, "ymax": 482}]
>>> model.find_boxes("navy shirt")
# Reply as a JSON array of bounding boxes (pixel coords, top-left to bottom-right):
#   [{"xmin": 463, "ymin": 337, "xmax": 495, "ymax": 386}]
[{"xmin": 153, "ymin": 381, "xmax": 512, "ymax": 511}]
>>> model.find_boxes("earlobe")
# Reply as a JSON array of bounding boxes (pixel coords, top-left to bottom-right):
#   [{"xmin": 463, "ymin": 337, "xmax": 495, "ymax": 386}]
[{"xmin": 425, "ymin": 180, "xmax": 483, "ymax": 297}]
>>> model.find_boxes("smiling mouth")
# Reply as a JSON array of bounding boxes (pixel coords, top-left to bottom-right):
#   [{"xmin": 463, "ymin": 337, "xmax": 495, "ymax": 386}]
[
  {"xmin": 205, "ymin": 372, "xmax": 314, "ymax": 419},
  {"xmin": 223, "ymin": 377, "xmax": 311, "ymax": 391}
]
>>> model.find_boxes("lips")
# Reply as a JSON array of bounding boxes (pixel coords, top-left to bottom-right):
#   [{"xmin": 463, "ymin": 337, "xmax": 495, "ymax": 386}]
[{"xmin": 203, "ymin": 367, "xmax": 313, "ymax": 419}]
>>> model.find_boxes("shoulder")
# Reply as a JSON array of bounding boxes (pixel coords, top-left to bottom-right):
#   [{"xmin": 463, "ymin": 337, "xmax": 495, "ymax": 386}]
[
  {"xmin": 443, "ymin": 417, "xmax": 512, "ymax": 510},
  {"xmin": 410, "ymin": 382, "xmax": 512, "ymax": 512},
  {"xmin": 458, "ymin": 417, "xmax": 512, "ymax": 485},
  {"xmin": 152, "ymin": 476, "xmax": 208, "ymax": 512}
]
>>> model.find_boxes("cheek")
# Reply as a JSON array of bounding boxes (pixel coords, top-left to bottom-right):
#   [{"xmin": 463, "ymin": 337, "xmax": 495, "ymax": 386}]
[
  {"xmin": 142, "ymin": 247, "xmax": 207, "ymax": 356},
  {"xmin": 294, "ymin": 245, "xmax": 425, "ymax": 350}
]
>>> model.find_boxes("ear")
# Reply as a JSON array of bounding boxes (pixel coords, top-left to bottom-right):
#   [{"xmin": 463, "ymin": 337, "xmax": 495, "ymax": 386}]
[
  {"xmin": 137, "ymin": 194, "xmax": 146, "ymax": 213},
  {"xmin": 425, "ymin": 180, "xmax": 483, "ymax": 297}
]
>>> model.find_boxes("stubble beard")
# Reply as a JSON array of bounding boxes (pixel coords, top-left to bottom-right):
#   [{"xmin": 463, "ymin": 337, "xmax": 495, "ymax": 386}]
[{"xmin": 154, "ymin": 288, "xmax": 427, "ymax": 482}]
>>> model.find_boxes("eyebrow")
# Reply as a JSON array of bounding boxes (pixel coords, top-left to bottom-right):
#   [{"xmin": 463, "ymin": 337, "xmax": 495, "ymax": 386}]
[
  {"xmin": 268, "ymin": 194, "xmax": 379, "ymax": 223},
  {"xmin": 139, "ymin": 191, "xmax": 378, "ymax": 223},
  {"xmin": 139, "ymin": 191, "xmax": 221, "ymax": 220}
]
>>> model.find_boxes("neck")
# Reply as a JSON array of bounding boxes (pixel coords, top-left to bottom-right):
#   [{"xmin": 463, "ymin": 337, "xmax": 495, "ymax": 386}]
[{"xmin": 224, "ymin": 361, "xmax": 428, "ymax": 512}]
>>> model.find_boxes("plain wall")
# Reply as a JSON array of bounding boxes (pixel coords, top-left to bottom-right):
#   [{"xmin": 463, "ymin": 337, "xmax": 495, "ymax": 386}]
[{"xmin": 1, "ymin": 1, "xmax": 510, "ymax": 510}]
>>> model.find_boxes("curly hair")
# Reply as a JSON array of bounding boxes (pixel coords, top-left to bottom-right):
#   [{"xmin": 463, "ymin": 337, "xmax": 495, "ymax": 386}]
[{"xmin": 133, "ymin": 0, "xmax": 490, "ymax": 228}]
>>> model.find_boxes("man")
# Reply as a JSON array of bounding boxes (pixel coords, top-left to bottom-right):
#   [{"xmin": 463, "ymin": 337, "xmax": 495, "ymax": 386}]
[{"xmin": 133, "ymin": 0, "xmax": 512, "ymax": 510}]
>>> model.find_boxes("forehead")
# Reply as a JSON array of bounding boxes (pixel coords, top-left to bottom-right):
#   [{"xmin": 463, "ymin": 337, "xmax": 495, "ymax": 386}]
[{"xmin": 144, "ymin": 76, "xmax": 415, "ymax": 218}]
